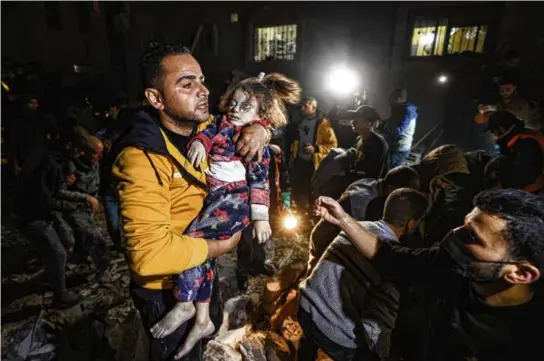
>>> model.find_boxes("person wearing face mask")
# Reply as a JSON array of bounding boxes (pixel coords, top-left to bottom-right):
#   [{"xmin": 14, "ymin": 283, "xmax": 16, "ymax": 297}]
[
  {"xmin": 314, "ymin": 189, "xmax": 544, "ymax": 361},
  {"xmin": 298, "ymin": 188, "xmax": 428, "ymax": 361},
  {"xmin": 485, "ymin": 111, "xmax": 544, "ymax": 194}
]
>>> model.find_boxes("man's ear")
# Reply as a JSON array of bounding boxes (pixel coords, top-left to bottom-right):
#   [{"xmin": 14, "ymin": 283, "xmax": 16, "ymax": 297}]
[
  {"xmin": 144, "ymin": 88, "xmax": 164, "ymax": 111},
  {"xmin": 503, "ymin": 262, "xmax": 541, "ymax": 285}
]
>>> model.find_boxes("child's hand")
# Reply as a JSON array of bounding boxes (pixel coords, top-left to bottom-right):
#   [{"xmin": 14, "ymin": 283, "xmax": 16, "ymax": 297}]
[
  {"xmin": 188, "ymin": 141, "xmax": 206, "ymax": 169},
  {"xmin": 253, "ymin": 221, "xmax": 272, "ymax": 244}
]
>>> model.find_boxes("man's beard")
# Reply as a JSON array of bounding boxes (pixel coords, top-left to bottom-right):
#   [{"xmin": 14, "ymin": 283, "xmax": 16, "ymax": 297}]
[
  {"xmin": 164, "ymin": 107, "xmax": 207, "ymax": 127},
  {"xmin": 463, "ymin": 262, "xmax": 503, "ymax": 283}
]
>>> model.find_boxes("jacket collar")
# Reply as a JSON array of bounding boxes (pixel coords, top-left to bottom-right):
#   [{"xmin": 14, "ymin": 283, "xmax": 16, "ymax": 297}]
[{"xmin": 112, "ymin": 109, "xmax": 212, "ymax": 188}]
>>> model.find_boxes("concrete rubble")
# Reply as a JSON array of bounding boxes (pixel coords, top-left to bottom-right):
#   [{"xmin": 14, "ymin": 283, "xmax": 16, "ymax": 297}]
[{"xmin": 2, "ymin": 212, "xmax": 313, "ymax": 361}]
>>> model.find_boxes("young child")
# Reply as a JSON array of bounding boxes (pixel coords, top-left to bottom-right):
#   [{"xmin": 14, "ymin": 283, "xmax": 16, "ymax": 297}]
[{"xmin": 150, "ymin": 72, "xmax": 301, "ymax": 359}]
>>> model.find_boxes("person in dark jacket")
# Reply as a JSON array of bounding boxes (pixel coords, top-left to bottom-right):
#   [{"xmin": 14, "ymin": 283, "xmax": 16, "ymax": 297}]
[
  {"xmin": 413, "ymin": 145, "xmax": 482, "ymax": 247},
  {"xmin": 307, "ymin": 165, "xmax": 420, "ymax": 275},
  {"xmin": 66, "ymin": 134, "xmax": 108, "ymax": 274},
  {"xmin": 377, "ymin": 89, "xmax": 418, "ymax": 168},
  {"xmin": 485, "ymin": 111, "xmax": 544, "ymax": 194},
  {"xmin": 319, "ymin": 106, "xmax": 390, "ymax": 200},
  {"xmin": 10, "ymin": 95, "xmax": 58, "ymax": 177},
  {"xmin": 314, "ymin": 189, "xmax": 544, "ymax": 361},
  {"xmin": 12, "ymin": 127, "xmax": 88, "ymax": 307},
  {"xmin": 299, "ymin": 188, "xmax": 428, "ymax": 361}
]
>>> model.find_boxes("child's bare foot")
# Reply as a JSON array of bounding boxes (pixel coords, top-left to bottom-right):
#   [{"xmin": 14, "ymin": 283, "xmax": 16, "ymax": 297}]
[
  {"xmin": 174, "ymin": 320, "xmax": 215, "ymax": 359},
  {"xmin": 150, "ymin": 302, "xmax": 195, "ymax": 339}
]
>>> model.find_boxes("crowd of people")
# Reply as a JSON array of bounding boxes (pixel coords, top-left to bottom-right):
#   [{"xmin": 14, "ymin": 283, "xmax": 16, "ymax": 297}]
[{"xmin": 2, "ymin": 42, "xmax": 543, "ymax": 361}]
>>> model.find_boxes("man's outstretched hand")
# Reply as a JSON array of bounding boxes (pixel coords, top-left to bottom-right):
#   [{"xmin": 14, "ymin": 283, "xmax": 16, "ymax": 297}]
[
  {"xmin": 233, "ymin": 123, "xmax": 269, "ymax": 163},
  {"xmin": 313, "ymin": 196, "xmax": 349, "ymax": 226}
]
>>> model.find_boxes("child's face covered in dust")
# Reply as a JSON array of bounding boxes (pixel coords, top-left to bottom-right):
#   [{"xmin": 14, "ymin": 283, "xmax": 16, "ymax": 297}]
[{"xmin": 227, "ymin": 89, "xmax": 260, "ymax": 127}]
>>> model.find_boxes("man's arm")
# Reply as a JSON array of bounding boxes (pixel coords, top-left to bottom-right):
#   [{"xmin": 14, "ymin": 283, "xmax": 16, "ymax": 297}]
[
  {"xmin": 113, "ymin": 147, "xmax": 238, "ymax": 277},
  {"xmin": 315, "ymin": 196, "xmax": 440, "ymax": 282}
]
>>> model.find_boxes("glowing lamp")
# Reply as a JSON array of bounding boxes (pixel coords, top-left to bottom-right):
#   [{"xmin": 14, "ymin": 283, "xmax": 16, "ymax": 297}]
[
  {"xmin": 283, "ymin": 214, "xmax": 298, "ymax": 230},
  {"xmin": 325, "ymin": 66, "xmax": 360, "ymax": 96},
  {"xmin": 437, "ymin": 74, "xmax": 449, "ymax": 84}
]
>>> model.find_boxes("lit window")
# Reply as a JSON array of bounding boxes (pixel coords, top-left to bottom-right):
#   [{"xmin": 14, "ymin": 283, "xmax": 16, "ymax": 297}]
[
  {"xmin": 410, "ymin": 19, "xmax": 448, "ymax": 56},
  {"xmin": 255, "ymin": 25, "xmax": 297, "ymax": 62},
  {"xmin": 410, "ymin": 18, "xmax": 487, "ymax": 57},
  {"xmin": 448, "ymin": 25, "xmax": 487, "ymax": 54}
]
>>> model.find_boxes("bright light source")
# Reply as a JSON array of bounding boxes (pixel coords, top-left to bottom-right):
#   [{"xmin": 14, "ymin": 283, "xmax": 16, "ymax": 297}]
[
  {"xmin": 283, "ymin": 214, "xmax": 298, "ymax": 230},
  {"xmin": 421, "ymin": 32, "xmax": 435, "ymax": 45},
  {"xmin": 437, "ymin": 74, "xmax": 449, "ymax": 84},
  {"xmin": 325, "ymin": 66, "xmax": 360, "ymax": 96}
]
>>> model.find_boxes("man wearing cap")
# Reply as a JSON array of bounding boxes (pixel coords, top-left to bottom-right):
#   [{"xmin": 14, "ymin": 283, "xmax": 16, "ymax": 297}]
[
  {"xmin": 12, "ymin": 127, "xmax": 90, "ymax": 307},
  {"xmin": 486, "ymin": 110, "xmax": 544, "ymax": 194},
  {"xmin": 313, "ymin": 106, "xmax": 389, "ymax": 201},
  {"xmin": 347, "ymin": 105, "xmax": 390, "ymax": 181}
]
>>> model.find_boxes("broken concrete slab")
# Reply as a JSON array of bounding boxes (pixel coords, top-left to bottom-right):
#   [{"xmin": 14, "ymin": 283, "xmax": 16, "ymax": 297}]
[{"xmin": 203, "ymin": 340, "xmax": 242, "ymax": 361}]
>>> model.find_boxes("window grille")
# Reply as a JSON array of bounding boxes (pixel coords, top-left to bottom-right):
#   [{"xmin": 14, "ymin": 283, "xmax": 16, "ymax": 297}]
[
  {"xmin": 255, "ymin": 25, "xmax": 297, "ymax": 62},
  {"xmin": 410, "ymin": 17, "xmax": 487, "ymax": 57}
]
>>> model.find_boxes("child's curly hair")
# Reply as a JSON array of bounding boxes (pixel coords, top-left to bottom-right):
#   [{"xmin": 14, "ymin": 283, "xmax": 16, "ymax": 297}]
[{"xmin": 218, "ymin": 73, "xmax": 301, "ymax": 128}]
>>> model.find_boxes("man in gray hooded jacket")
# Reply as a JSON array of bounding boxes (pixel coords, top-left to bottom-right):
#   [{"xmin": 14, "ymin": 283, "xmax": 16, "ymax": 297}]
[{"xmin": 298, "ymin": 188, "xmax": 428, "ymax": 361}]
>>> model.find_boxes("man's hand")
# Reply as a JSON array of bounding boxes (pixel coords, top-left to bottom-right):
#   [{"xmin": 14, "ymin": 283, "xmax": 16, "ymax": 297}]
[
  {"xmin": 313, "ymin": 196, "xmax": 349, "ymax": 227},
  {"xmin": 206, "ymin": 232, "xmax": 242, "ymax": 259},
  {"xmin": 86, "ymin": 195, "xmax": 100, "ymax": 213},
  {"xmin": 315, "ymin": 196, "xmax": 381, "ymax": 259},
  {"xmin": 233, "ymin": 123, "xmax": 269, "ymax": 163},
  {"xmin": 253, "ymin": 221, "xmax": 272, "ymax": 244},
  {"xmin": 304, "ymin": 144, "xmax": 315, "ymax": 154},
  {"xmin": 269, "ymin": 144, "xmax": 282, "ymax": 154},
  {"xmin": 188, "ymin": 141, "xmax": 207, "ymax": 169},
  {"xmin": 65, "ymin": 174, "xmax": 77, "ymax": 186}
]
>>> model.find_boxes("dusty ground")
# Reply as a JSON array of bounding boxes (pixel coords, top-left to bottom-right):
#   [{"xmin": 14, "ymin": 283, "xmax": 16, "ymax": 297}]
[{"xmin": 1, "ymin": 212, "xmax": 313, "ymax": 361}]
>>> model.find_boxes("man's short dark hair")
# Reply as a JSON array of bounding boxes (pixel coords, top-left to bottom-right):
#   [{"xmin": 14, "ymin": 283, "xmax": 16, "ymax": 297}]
[
  {"xmin": 383, "ymin": 166, "xmax": 420, "ymax": 189},
  {"xmin": 474, "ymin": 189, "xmax": 544, "ymax": 270},
  {"xmin": 486, "ymin": 111, "xmax": 523, "ymax": 133},
  {"xmin": 383, "ymin": 188, "xmax": 428, "ymax": 227},
  {"xmin": 391, "ymin": 88, "xmax": 407, "ymax": 103},
  {"xmin": 499, "ymin": 74, "xmax": 517, "ymax": 86},
  {"xmin": 140, "ymin": 44, "xmax": 191, "ymax": 89},
  {"xmin": 58, "ymin": 126, "xmax": 89, "ymax": 151},
  {"xmin": 484, "ymin": 156, "xmax": 520, "ymax": 189}
]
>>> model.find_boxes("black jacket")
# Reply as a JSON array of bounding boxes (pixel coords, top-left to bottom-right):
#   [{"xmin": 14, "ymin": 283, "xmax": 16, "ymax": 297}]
[
  {"xmin": 15, "ymin": 150, "xmax": 66, "ymax": 221},
  {"xmin": 497, "ymin": 126, "xmax": 543, "ymax": 190},
  {"xmin": 374, "ymin": 242, "xmax": 543, "ymax": 361}
]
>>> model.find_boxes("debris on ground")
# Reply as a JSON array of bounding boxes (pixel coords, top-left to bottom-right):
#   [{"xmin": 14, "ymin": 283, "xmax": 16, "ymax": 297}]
[{"xmin": 2, "ymin": 211, "xmax": 312, "ymax": 360}]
